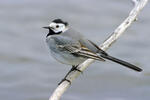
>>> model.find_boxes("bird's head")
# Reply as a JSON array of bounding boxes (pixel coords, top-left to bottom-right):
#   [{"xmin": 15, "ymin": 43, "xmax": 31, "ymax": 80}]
[{"xmin": 43, "ymin": 19, "xmax": 69, "ymax": 36}]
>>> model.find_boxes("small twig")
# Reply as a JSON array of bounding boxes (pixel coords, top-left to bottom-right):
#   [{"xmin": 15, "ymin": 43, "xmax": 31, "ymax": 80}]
[
  {"xmin": 132, "ymin": 0, "xmax": 139, "ymax": 5},
  {"xmin": 49, "ymin": 0, "xmax": 148, "ymax": 100}
]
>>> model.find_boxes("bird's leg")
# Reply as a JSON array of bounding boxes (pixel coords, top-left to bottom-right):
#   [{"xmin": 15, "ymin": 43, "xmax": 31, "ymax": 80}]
[
  {"xmin": 58, "ymin": 67, "xmax": 74, "ymax": 85},
  {"xmin": 58, "ymin": 65, "xmax": 82, "ymax": 85},
  {"xmin": 72, "ymin": 65, "xmax": 82, "ymax": 73}
]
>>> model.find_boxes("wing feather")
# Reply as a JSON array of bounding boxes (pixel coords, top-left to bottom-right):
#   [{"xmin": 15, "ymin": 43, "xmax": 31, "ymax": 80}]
[
  {"xmin": 58, "ymin": 44, "xmax": 105, "ymax": 61},
  {"xmin": 53, "ymin": 36, "xmax": 105, "ymax": 61}
]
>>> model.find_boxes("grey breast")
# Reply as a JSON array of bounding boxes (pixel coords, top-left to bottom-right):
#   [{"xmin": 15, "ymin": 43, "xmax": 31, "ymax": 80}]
[{"xmin": 46, "ymin": 35, "xmax": 86, "ymax": 65}]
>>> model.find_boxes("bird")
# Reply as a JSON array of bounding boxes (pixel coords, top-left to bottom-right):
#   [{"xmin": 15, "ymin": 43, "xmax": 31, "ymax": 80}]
[{"xmin": 43, "ymin": 19, "xmax": 142, "ymax": 84}]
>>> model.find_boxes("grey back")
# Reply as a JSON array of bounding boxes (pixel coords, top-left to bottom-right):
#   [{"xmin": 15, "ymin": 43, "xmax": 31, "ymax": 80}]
[{"xmin": 62, "ymin": 28, "xmax": 99, "ymax": 53}]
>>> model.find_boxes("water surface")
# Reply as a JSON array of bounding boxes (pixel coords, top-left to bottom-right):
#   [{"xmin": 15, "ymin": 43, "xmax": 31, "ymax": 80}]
[{"xmin": 0, "ymin": 0, "xmax": 150, "ymax": 100}]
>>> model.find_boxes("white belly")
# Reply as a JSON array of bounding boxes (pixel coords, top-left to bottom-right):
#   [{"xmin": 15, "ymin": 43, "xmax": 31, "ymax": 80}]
[
  {"xmin": 46, "ymin": 36, "xmax": 86, "ymax": 65},
  {"xmin": 50, "ymin": 49, "xmax": 86, "ymax": 66}
]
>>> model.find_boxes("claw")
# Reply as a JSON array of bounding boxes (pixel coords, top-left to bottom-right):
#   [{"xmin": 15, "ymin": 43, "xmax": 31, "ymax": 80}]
[
  {"xmin": 58, "ymin": 65, "xmax": 82, "ymax": 85},
  {"xmin": 58, "ymin": 78, "xmax": 71, "ymax": 85}
]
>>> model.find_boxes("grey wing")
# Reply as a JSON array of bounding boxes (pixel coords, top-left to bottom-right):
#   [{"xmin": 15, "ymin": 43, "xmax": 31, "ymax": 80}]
[
  {"xmin": 87, "ymin": 40, "xmax": 108, "ymax": 55},
  {"xmin": 79, "ymin": 38, "xmax": 107, "ymax": 55},
  {"xmin": 62, "ymin": 28, "xmax": 106, "ymax": 54},
  {"xmin": 52, "ymin": 36, "xmax": 105, "ymax": 61}
]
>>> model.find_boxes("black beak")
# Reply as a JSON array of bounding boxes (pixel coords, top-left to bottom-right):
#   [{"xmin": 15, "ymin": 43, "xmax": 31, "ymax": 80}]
[{"xmin": 42, "ymin": 26, "xmax": 50, "ymax": 29}]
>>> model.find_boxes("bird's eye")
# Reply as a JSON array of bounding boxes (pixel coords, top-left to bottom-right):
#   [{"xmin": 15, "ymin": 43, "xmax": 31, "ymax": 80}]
[{"xmin": 56, "ymin": 25, "xmax": 59, "ymax": 28}]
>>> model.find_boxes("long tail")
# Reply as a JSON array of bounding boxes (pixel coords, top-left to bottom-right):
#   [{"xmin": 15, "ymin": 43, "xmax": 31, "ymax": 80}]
[{"xmin": 101, "ymin": 54, "xmax": 142, "ymax": 72}]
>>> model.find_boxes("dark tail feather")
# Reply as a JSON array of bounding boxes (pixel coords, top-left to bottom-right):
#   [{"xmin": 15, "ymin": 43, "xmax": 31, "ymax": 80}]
[{"xmin": 101, "ymin": 54, "xmax": 142, "ymax": 72}]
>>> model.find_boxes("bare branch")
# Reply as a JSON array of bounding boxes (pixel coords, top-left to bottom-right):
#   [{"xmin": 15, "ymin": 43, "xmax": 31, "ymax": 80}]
[
  {"xmin": 49, "ymin": 0, "xmax": 148, "ymax": 100},
  {"xmin": 132, "ymin": 0, "xmax": 139, "ymax": 5}
]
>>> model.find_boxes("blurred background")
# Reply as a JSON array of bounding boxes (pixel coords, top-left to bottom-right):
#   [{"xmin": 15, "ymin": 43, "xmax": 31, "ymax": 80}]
[{"xmin": 0, "ymin": 0, "xmax": 150, "ymax": 100}]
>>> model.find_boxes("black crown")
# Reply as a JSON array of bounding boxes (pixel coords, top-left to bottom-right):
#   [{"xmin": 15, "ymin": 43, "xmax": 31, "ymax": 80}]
[{"xmin": 52, "ymin": 19, "xmax": 68, "ymax": 26}]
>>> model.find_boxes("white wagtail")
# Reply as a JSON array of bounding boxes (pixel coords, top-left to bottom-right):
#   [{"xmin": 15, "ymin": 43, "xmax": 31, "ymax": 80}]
[{"xmin": 43, "ymin": 19, "xmax": 142, "ymax": 84}]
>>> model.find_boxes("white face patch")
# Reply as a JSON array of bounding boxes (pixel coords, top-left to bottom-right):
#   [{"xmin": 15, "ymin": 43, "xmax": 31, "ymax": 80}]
[{"xmin": 49, "ymin": 22, "xmax": 68, "ymax": 33}]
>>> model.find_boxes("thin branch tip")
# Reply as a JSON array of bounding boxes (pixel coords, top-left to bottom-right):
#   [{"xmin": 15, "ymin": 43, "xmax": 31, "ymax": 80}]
[{"xmin": 132, "ymin": 0, "xmax": 139, "ymax": 5}]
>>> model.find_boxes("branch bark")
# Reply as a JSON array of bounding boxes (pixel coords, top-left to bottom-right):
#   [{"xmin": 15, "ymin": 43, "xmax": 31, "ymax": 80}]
[{"xmin": 49, "ymin": 0, "xmax": 148, "ymax": 100}]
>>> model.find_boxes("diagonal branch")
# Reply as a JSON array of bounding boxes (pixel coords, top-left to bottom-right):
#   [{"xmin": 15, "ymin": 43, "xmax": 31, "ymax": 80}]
[{"xmin": 49, "ymin": 0, "xmax": 148, "ymax": 100}]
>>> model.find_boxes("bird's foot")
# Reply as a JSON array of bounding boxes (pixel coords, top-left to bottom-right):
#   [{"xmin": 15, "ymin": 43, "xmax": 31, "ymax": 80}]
[
  {"xmin": 58, "ymin": 65, "xmax": 82, "ymax": 85},
  {"xmin": 58, "ymin": 78, "xmax": 71, "ymax": 85},
  {"xmin": 72, "ymin": 65, "xmax": 82, "ymax": 73}
]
